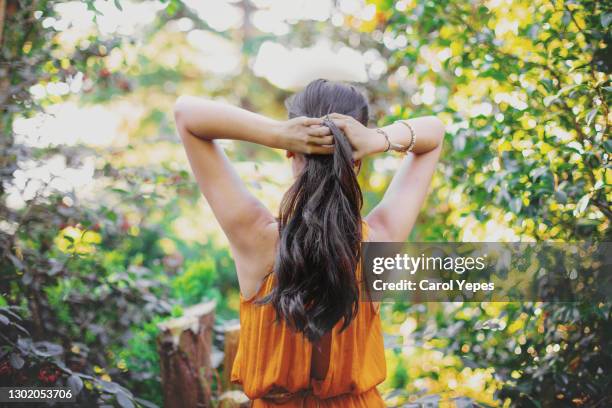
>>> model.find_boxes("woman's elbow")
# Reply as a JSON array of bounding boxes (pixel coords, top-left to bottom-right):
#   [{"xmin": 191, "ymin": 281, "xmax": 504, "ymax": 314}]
[
  {"xmin": 430, "ymin": 116, "xmax": 446, "ymax": 146},
  {"xmin": 173, "ymin": 96, "xmax": 191, "ymax": 128},
  {"xmin": 414, "ymin": 115, "xmax": 445, "ymax": 154},
  {"xmin": 174, "ymin": 96, "xmax": 203, "ymax": 142},
  {"xmin": 174, "ymin": 96, "xmax": 215, "ymax": 142}
]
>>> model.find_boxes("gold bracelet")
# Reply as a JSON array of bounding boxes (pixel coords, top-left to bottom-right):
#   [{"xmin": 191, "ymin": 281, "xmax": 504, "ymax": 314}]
[
  {"xmin": 397, "ymin": 120, "xmax": 416, "ymax": 152},
  {"xmin": 376, "ymin": 128, "xmax": 409, "ymax": 154}
]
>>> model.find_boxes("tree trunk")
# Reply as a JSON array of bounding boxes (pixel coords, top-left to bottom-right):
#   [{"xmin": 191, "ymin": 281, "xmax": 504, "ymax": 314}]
[
  {"xmin": 157, "ymin": 301, "xmax": 216, "ymax": 408},
  {"xmin": 221, "ymin": 322, "xmax": 241, "ymax": 390},
  {"xmin": 219, "ymin": 324, "xmax": 249, "ymax": 406},
  {"xmin": 0, "ymin": 0, "xmax": 5, "ymax": 48}
]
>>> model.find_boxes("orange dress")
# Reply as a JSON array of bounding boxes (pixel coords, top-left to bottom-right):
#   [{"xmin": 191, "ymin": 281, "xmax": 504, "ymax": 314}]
[{"xmin": 231, "ymin": 223, "xmax": 386, "ymax": 407}]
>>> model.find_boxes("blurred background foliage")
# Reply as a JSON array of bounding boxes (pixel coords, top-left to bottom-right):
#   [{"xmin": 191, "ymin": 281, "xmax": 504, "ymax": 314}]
[{"xmin": 0, "ymin": 0, "xmax": 610, "ymax": 407}]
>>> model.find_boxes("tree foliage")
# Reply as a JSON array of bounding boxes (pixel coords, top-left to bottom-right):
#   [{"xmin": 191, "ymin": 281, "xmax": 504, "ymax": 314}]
[
  {"xmin": 369, "ymin": 1, "xmax": 611, "ymax": 406},
  {"xmin": 0, "ymin": 0, "xmax": 610, "ymax": 407}
]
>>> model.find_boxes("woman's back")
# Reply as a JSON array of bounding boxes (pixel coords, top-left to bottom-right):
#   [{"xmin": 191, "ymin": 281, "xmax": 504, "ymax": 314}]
[
  {"xmin": 231, "ymin": 223, "xmax": 386, "ymax": 407},
  {"xmin": 175, "ymin": 78, "xmax": 444, "ymax": 407}
]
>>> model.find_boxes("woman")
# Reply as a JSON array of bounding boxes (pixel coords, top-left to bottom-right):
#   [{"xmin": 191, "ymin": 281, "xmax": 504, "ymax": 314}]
[{"xmin": 174, "ymin": 79, "xmax": 444, "ymax": 407}]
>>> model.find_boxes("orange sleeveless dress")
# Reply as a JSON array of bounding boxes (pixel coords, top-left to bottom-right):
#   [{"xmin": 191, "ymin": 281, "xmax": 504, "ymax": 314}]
[{"xmin": 230, "ymin": 223, "xmax": 386, "ymax": 407}]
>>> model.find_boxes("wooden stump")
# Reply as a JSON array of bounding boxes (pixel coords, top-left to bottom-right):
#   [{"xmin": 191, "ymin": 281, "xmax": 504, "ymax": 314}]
[
  {"xmin": 221, "ymin": 322, "xmax": 241, "ymax": 390},
  {"xmin": 157, "ymin": 301, "xmax": 216, "ymax": 408}
]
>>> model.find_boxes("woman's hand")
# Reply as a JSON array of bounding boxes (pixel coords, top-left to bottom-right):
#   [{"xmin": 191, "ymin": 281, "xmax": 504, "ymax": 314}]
[
  {"xmin": 327, "ymin": 113, "xmax": 385, "ymax": 160},
  {"xmin": 277, "ymin": 117, "xmax": 335, "ymax": 154}
]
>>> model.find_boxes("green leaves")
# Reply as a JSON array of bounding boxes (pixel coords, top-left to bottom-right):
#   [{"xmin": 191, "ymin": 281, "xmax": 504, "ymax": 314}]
[
  {"xmin": 574, "ymin": 193, "xmax": 591, "ymax": 216},
  {"xmin": 509, "ymin": 197, "xmax": 522, "ymax": 214},
  {"xmin": 2, "ymin": 0, "xmax": 609, "ymax": 407},
  {"xmin": 585, "ymin": 107, "xmax": 598, "ymax": 126},
  {"xmin": 67, "ymin": 374, "xmax": 84, "ymax": 394},
  {"xmin": 379, "ymin": 1, "xmax": 611, "ymax": 404},
  {"xmin": 9, "ymin": 353, "xmax": 25, "ymax": 370}
]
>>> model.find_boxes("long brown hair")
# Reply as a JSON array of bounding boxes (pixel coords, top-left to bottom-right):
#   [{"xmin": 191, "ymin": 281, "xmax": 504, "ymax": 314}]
[{"xmin": 260, "ymin": 79, "xmax": 369, "ymax": 342}]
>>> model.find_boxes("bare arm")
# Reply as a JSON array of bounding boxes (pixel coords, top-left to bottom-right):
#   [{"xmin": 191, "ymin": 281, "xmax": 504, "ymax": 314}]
[
  {"xmin": 174, "ymin": 96, "xmax": 332, "ymax": 296},
  {"xmin": 329, "ymin": 113, "xmax": 445, "ymax": 242}
]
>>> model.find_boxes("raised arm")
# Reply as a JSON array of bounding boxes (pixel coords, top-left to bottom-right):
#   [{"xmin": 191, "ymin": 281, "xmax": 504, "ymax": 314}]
[
  {"xmin": 173, "ymin": 96, "xmax": 332, "ymax": 296},
  {"xmin": 328, "ymin": 113, "xmax": 445, "ymax": 242}
]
